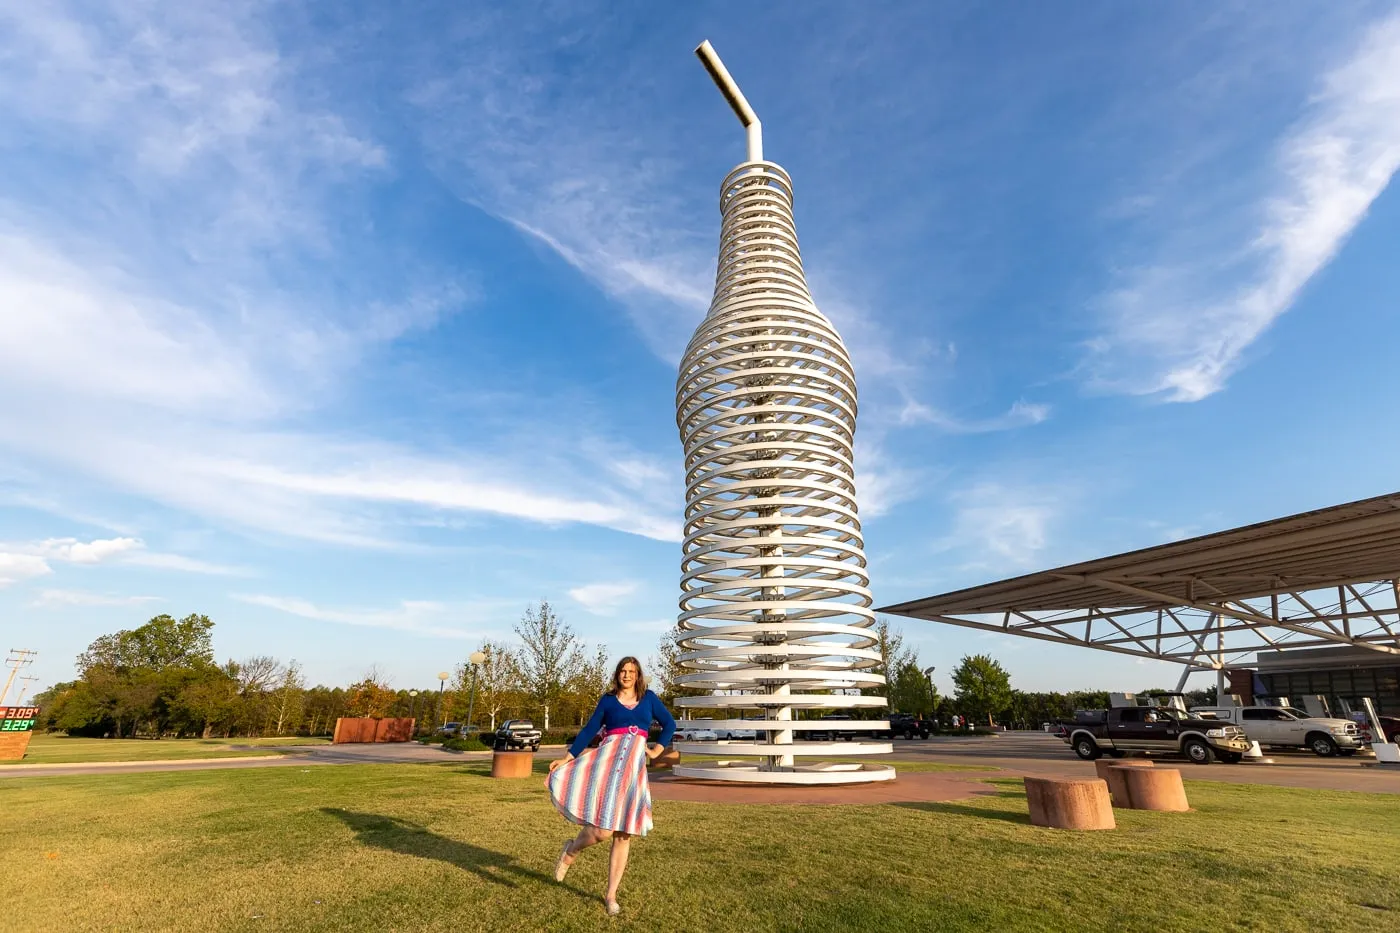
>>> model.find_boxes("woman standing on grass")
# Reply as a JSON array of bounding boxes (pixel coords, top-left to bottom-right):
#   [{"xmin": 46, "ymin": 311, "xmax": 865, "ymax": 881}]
[{"xmin": 547, "ymin": 656, "xmax": 675, "ymax": 916}]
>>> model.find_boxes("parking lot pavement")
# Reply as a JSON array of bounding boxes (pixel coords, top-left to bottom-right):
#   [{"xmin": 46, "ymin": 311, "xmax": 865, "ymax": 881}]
[
  {"xmin": 891, "ymin": 732, "xmax": 1400, "ymax": 794},
  {"xmin": 7, "ymin": 734, "xmax": 1395, "ymax": 792}
]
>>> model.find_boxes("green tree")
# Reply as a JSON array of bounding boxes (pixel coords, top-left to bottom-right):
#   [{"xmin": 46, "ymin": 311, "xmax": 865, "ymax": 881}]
[
  {"xmin": 649, "ymin": 622, "xmax": 695, "ymax": 706},
  {"xmin": 176, "ymin": 663, "xmax": 240, "ymax": 738},
  {"xmin": 273, "ymin": 661, "xmax": 306, "ymax": 735},
  {"xmin": 78, "ymin": 613, "xmax": 215, "ymax": 673},
  {"xmin": 302, "ymin": 687, "xmax": 347, "ymax": 736},
  {"xmin": 889, "ymin": 661, "xmax": 937, "ymax": 716},
  {"xmin": 952, "ymin": 654, "xmax": 1013, "ymax": 727},
  {"xmin": 565, "ymin": 645, "xmax": 610, "ymax": 726},
  {"xmin": 346, "ymin": 671, "xmax": 397, "ymax": 718},
  {"xmin": 450, "ymin": 642, "xmax": 522, "ymax": 730},
  {"xmin": 513, "ymin": 600, "xmax": 583, "ymax": 730},
  {"xmin": 863, "ymin": 618, "xmax": 914, "ymax": 701}
]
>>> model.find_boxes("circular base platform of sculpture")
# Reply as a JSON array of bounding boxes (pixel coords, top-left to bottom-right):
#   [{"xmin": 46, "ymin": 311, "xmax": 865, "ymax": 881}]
[
  {"xmin": 671, "ymin": 761, "xmax": 896, "ymax": 785},
  {"xmin": 673, "ymin": 740, "xmax": 893, "ymax": 756},
  {"xmin": 489, "ymin": 750, "xmax": 534, "ymax": 779},
  {"xmin": 653, "ymin": 769, "xmax": 990, "ymax": 804}
]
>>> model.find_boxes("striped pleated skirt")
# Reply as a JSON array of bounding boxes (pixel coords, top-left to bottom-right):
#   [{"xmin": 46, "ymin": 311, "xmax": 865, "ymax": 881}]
[{"xmin": 547, "ymin": 732, "xmax": 653, "ymax": 837}]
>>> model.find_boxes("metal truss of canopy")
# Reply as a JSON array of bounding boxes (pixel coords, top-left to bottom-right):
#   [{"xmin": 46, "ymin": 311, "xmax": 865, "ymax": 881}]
[{"xmin": 879, "ymin": 492, "xmax": 1400, "ymax": 675}]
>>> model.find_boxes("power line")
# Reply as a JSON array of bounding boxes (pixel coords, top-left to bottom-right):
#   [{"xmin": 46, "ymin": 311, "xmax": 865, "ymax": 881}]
[{"xmin": 0, "ymin": 650, "xmax": 37, "ymax": 706}]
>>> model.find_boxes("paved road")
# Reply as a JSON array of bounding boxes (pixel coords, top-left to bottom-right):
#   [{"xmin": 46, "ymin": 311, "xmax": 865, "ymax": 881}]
[
  {"xmin": 5, "ymin": 734, "xmax": 1398, "ymax": 793},
  {"xmin": 894, "ymin": 732, "xmax": 1400, "ymax": 794}
]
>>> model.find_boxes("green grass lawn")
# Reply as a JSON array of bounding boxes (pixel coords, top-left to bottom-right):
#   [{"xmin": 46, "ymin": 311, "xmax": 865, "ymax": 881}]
[
  {"xmin": 3, "ymin": 760, "xmax": 1396, "ymax": 933},
  {"xmin": 1, "ymin": 734, "xmax": 329, "ymax": 765}
]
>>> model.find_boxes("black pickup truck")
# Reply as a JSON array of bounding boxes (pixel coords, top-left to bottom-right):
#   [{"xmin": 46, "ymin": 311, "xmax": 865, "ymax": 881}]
[
  {"xmin": 1060, "ymin": 707, "xmax": 1250, "ymax": 764},
  {"xmin": 492, "ymin": 719, "xmax": 542, "ymax": 752},
  {"xmin": 888, "ymin": 713, "xmax": 931, "ymax": 739}
]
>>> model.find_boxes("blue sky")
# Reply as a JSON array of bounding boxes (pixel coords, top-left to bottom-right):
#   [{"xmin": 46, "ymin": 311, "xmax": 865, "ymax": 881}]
[{"xmin": 3, "ymin": 2, "xmax": 1400, "ymax": 698}]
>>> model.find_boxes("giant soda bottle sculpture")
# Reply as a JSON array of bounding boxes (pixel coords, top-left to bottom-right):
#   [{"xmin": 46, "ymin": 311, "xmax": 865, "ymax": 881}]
[{"xmin": 671, "ymin": 42, "xmax": 893, "ymax": 784}]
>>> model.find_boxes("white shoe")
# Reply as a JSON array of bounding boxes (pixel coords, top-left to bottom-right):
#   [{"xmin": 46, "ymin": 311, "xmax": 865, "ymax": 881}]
[
  {"xmin": 553, "ymin": 842, "xmax": 573, "ymax": 882},
  {"xmin": 605, "ymin": 899, "xmax": 621, "ymax": 917}
]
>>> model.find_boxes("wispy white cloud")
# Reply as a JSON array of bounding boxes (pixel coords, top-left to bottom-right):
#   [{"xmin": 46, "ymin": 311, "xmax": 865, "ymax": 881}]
[
  {"xmin": 0, "ymin": 1, "xmax": 389, "ymax": 253},
  {"xmin": 1, "ymin": 536, "xmax": 246, "ymax": 578},
  {"xmin": 944, "ymin": 482, "xmax": 1062, "ymax": 570},
  {"xmin": 1092, "ymin": 12, "xmax": 1400, "ymax": 402},
  {"xmin": 120, "ymin": 551, "xmax": 249, "ymax": 576},
  {"xmin": 31, "ymin": 589, "xmax": 164, "ymax": 608},
  {"xmin": 35, "ymin": 536, "xmax": 143, "ymax": 564},
  {"xmin": 568, "ymin": 581, "xmax": 639, "ymax": 615},
  {"xmin": 897, "ymin": 397, "xmax": 1051, "ymax": 433},
  {"xmin": 403, "ymin": 20, "xmax": 1050, "ymax": 460},
  {"xmin": 0, "ymin": 4, "xmax": 680, "ymax": 551},
  {"xmin": 855, "ymin": 438, "xmax": 930, "ymax": 519},
  {"xmin": 0, "ymin": 553, "xmax": 53, "ymax": 588},
  {"xmin": 233, "ymin": 593, "xmax": 492, "ymax": 640}
]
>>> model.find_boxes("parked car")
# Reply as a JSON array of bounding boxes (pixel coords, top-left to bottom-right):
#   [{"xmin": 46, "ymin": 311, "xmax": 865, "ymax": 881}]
[
  {"xmin": 1191, "ymin": 706, "xmax": 1365, "ymax": 757},
  {"xmin": 740, "ymin": 718, "xmax": 769, "ymax": 741},
  {"xmin": 1061, "ymin": 706, "xmax": 1250, "ymax": 764},
  {"xmin": 677, "ymin": 719, "xmax": 754, "ymax": 741},
  {"xmin": 1375, "ymin": 715, "xmax": 1400, "ymax": 744},
  {"xmin": 435, "ymin": 723, "xmax": 485, "ymax": 740},
  {"xmin": 806, "ymin": 713, "xmax": 852, "ymax": 742},
  {"xmin": 711, "ymin": 723, "xmax": 757, "ymax": 741},
  {"xmin": 674, "ymin": 726, "xmax": 719, "ymax": 742},
  {"xmin": 492, "ymin": 719, "xmax": 542, "ymax": 751},
  {"xmin": 806, "ymin": 714, "xmax": 890, "ymax": 741},
  {"xmin": 888, "ymin": 713, "xmax": 931, "ymax": 739}
]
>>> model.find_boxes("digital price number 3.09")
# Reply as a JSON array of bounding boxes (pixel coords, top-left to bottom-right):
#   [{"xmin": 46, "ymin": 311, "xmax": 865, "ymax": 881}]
[{"xmin": 0, "ymin": 707, "xmax": 38, "ymax": 732}]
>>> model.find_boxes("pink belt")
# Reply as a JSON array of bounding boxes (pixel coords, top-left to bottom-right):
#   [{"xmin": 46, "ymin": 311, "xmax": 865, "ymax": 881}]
[{"xmin": 604, "ymin": 726, "xmax": 644, "ymax": 737}]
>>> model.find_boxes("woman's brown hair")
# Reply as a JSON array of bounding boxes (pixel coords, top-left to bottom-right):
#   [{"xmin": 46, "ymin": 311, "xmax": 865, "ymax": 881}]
[{"xmin": 607, "ymin": 656, "xmax": 647, "ymax": 697}]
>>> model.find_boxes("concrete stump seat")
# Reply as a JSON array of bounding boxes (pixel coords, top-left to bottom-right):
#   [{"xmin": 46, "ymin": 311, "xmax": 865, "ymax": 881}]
[
  {"xmin": 1121, "ymin": 767, "xmax": 1190, "ymax": 811},
  {"xmin": 1097, "ymin": 760, "xmax": 1156, "ymax": 807},
  {"xmin": 648, "ymin": 748, "xmax": 681, "ymax": 770},
  {"xmin": 1023, "ymin": 776, "xmax": 1115, "ymax": 830},
  {"xmin": 490, "ymin": 750, "xmax": 534, "ymax": 779}
]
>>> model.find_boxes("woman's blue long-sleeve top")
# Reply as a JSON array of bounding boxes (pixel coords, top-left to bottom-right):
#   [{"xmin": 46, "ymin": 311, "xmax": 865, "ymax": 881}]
[{"xmin": 568, "ymin": 690, "xmax": 676, "ymax": 758}]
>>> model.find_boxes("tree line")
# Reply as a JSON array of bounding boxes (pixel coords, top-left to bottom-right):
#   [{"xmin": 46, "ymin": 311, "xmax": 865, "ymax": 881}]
[
  {"xmin": 36, "ymin": 601, "xmax": 612, "ymax": 739},
  {"xmin": 34, "ymin": 604, "xmax": 1217, "ymax": 739}
]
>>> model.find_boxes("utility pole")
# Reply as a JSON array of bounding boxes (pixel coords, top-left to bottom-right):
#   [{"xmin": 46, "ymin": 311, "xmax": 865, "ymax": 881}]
[
  {"xmin": 435, "ymin": 671, "xmax": 449, "ymax": 729},
  {"xmin": 0, "ymin": 650, "xmax": 37, "ymax": 705},
  {"xmin": 465, "ymin": 651, "xmax": 486, "ymax": 730},
  {"xmin": 16, "ymin": 675, "xmax": 39, "ymax": 705}
]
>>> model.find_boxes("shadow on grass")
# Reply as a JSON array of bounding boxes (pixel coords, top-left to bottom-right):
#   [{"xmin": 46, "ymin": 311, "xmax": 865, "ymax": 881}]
[
  {"xmin": 892, "ymin": 799, "xmax": 1033, "ymax": 826},
  {"xmin": 322, "ymin": 808, "xmax": 587, "ymax": 899}
]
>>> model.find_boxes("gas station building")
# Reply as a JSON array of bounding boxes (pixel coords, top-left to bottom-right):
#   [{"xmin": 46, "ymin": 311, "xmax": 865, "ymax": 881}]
[{"xmin": 881, "ymin": 491, "xmax": 1400, "ymax": 720}]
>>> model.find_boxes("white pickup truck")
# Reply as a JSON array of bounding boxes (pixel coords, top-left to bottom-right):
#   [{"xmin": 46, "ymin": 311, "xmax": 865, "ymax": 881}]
[{"xmin": 1190, "ymin": 706, "xmax": 1365, "ymax": 757}]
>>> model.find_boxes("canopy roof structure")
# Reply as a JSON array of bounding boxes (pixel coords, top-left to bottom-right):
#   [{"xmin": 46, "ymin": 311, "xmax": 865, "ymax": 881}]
[{"xmin": 880, "ymin": 491, "xmax": 1400, "ymax": 671}]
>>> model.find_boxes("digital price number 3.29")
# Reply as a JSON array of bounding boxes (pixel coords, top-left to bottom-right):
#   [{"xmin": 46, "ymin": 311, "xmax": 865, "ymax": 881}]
[{"xmin": 0, "ymin": 707, "xmax": 38, "ymax": 732}]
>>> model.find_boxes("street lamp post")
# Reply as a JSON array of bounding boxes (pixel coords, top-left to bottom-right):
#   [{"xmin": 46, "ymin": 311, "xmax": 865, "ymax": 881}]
[
  {"xmin": 435, "ymin": 672, "xmax": 449, "ymax": 730},
  {"xmin": 409, "ymin": 689, "xmax": 419, "ymax": 735},
  {"xmin": 465, "ymin": 650, "xmax": 486, "ymax": 732},
  {"xmin": 923, "ymin": 666, "xmax": 936, "ymax": 718}
]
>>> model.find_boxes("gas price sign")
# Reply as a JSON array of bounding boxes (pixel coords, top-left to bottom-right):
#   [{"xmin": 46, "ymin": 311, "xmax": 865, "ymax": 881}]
[
  {"xmin": 0, "ymin": 706, "xmax": 37, "ymax": 760},
  {"xmin": 1, "ymin": 706, "xmax": 38, "ymax": 731}
]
